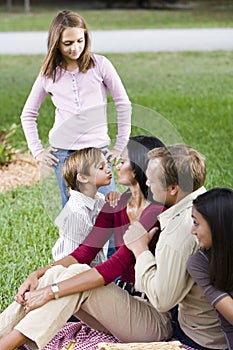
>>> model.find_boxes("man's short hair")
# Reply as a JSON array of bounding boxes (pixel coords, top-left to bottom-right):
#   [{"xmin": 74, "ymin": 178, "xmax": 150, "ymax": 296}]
[{"xmin": 148, "ymin": 144, "xmax": 206, "ymax": 193}]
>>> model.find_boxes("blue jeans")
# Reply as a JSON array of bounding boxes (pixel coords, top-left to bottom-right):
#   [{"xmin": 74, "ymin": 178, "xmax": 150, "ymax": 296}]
[
  {"xmin": 52, "ymin": 149, "xmax": 74, "ymax": 208},
  {"xmin": 52, "ymin": 148, "xmax": 116, "ymax": 257}
]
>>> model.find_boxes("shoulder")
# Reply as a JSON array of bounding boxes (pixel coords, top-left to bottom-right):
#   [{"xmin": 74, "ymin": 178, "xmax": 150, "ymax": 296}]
[
  {"xmin": 138, "ymin": 203, "xmax": 166, "ymax": 232},
  {"xmin": 146, "ymin": 203, "xmax": 166, "ymax": 215},
  {"xmin": 95, "ymin": 192, "xmax": 105, "ymax": 200},
  {"xmin": 96, "ymin": 192, "xmax": 128, "ymax": 217},
  {"xmin": 92, "ymin": 53, "xmax": 109, "ymax": 64},
  {"xmin": 95, "ymin": 192, "xmax": 106, "ymax": 206},
  {"xmin": 103, "ymin": 191, "xmax": 129, "ymax": 208},
  {"xmin": 141, "ymin": 203, "xmax": 166, "ymax": 222},
  {"xmin": 33, "ymin": 73, "xmax": 47, "ymax": 86},
  {"xmin": 67, "ymin": 191, "xmax": 91, "ymax": 212},
  {"xmin": 159, "ymin": 202, "xmax": 194, "ymax": 242},
  {"xmin": 187, "ymin": 250, "xmax": 209, "ymax": 275},
  {"xmin": 34, "ymin": 71, "xmax": 56, "ymax": 91},
  {"xmin": 116, "ymin": 192, "xmax": 130, "ymax": 210},
  {"xmin": 54, "ymin": 204, "xmax": 88, "ymax": 230},
  {"xmin": 91, "ymin": 53, "xmax": 114, "ymax": 71}
]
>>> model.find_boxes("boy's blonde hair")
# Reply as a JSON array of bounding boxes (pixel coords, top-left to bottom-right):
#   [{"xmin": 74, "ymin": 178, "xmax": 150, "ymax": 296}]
[
  {"xmin": 62, "ymin": 147, "xmax": 103, "ymax": 192},
  {"xmin": 148, "ymin": 144, "xmax": 206, "ymax": 193}
]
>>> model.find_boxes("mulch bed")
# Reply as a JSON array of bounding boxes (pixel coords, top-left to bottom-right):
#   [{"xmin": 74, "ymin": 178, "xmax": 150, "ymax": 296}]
[{"xmin": 0, "ymin": 153, "xmax": 40, "ymax": 193}]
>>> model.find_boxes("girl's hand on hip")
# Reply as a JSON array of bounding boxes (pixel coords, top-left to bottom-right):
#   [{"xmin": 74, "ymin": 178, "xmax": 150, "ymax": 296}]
[
  {"xmin": 35, "ymin": 147, "xmax": 59, "ymax": 167},
  {"xmin": 105, "ymin": 148, "xmax": 121, "ymax": 166}
]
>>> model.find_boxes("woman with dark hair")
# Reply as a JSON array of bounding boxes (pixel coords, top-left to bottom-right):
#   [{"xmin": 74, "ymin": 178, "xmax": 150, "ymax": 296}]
[
  {"xmin": 0, "ymin": 135, "xmax": 173, "ymax": 350},
  {"xmin": 126, "ymin": 135, "xmax": 163, "ymax": 200},
  {"xmin": 187, "ymin": 187, "xmax": 233, "ymax": 349}
]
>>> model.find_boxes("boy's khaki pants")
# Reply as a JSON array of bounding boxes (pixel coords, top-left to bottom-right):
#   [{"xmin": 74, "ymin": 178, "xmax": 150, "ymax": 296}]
[{"xmin": 0, "ymin": 264, "xmax": 172, "ymax": 349}]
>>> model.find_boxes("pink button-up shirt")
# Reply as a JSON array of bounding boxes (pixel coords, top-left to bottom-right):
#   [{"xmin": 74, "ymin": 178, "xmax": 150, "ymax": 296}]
[{"xmin": 21, "ymin": 54, "xmax": 131, "ymax": 157}]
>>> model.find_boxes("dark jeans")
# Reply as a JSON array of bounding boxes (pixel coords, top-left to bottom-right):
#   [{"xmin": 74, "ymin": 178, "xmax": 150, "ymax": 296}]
[{"xmin": 171, "ymin": 306, "xmax": 220, "ymax": 350}]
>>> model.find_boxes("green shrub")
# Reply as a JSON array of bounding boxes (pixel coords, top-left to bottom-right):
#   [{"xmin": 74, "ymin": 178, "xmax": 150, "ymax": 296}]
[{"xmin": 0, "ymin": 124, "xmax": 21, "ymax": 166}]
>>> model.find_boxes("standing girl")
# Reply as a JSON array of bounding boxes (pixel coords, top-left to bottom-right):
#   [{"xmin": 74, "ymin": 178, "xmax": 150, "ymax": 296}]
[
  {"xmin": 187, "ymin": 187, "xmax": 233, "ymax": 349},
  {"xmin": 21, "ymin": 9, "xmax": 131, "ymax": 207}
]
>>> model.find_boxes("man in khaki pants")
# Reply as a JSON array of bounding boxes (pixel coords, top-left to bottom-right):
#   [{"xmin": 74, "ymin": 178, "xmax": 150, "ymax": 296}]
[
  {"xmin": 124, "ymin": 145, "xmax": 227, "ymax": 350},
  {"xmin": 0, "ymin": 144, "xmax": 226, "ymax": 350}
]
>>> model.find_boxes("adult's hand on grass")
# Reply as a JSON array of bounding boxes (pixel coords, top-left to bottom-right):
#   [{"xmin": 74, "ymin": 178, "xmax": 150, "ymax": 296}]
[
  {"xmin": 14, "ymin": 271, "xmax": 40, "ymax": 305},
  {"xmin": 35, "ymin": 147, "xmax": 59, "ymax": 167}
]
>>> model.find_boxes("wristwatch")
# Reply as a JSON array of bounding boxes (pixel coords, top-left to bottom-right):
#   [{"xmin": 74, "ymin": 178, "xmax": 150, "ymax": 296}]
[{"xmin": 51, "ymin": 283, "xmax": 59, "ymax": 299}]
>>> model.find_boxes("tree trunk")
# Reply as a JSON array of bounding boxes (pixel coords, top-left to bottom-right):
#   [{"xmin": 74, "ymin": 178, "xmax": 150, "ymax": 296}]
[
  {"xmin": 6, "ymin": 0, "xmax": 12, "ymax": 11},
  {"xmin": 24, "ymin": 0, "xmax": 30, "ymax": 12}
]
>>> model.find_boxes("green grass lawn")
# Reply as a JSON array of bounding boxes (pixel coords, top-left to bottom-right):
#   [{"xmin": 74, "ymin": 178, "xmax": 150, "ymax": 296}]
[
  {"xmin": 0, "ymin": 6, "xmax": 232, "ymax": 31},
  {"xmin": 0, "ymin": 50, "xmax": 232, "ymax": 311}
]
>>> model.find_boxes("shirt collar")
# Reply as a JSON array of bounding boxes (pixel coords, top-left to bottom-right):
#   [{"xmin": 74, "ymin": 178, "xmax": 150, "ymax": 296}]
[
  {"xmin": 69, "ymin": 189, "xmax": 104, "ymax": 211},
  {"xmin": 158, "ymin": 186, "xmax": 206, "ymax": 230}
]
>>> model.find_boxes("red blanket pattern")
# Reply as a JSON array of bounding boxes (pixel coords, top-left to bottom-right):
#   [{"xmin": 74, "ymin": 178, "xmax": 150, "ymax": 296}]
[{"xmin": 23, "ymin": 322, "xmax": 197, "ymax": 350}]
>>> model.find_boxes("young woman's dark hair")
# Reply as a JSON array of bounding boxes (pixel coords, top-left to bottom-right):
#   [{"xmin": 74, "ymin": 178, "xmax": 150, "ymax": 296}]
[
  {"xmin": 193, "ymin": 187, "xmax": 233, "ymax": 292},
  {"xmin": 127, "ymin": 135, "xmax": 165, "ymax": 200}
]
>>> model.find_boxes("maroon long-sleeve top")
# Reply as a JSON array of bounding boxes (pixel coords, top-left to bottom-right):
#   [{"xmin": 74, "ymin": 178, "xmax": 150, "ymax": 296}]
[{"xmin": 70, "ymin": 192, "xmax": 166, "ymax": 284}]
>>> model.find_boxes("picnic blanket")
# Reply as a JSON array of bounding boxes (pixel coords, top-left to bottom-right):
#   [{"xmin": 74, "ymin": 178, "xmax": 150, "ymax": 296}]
[
  {"xmin": 23, "ymin": 321, "xmax": 198, "ymax": 350},
  {"xmin": 98, "ymin": 340, "xmax": 185, "ymax": 349}
]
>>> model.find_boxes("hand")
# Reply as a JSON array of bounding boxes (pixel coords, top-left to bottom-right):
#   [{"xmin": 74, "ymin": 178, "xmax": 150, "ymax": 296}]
[
  {"xmin": 124, "ymin": 222, "xmax": 158, "ymax": 258},
  {"xmin": 35, "ymin": 146, "xmax": 59, "ymax": 167},
  {"xmin": 23, "ymin": 286, "xmax": 53, "ymax": 314},
  {"xmin": 14, "ymin": 271, "xmax": 40, "ymax": 305},
  {"xmin": 105, "ymin": 191, "xmax": 121, "ymax": 208},
  {"xmin": 105, "ymin": 148, "xmax": 121, "ymax": 166}
]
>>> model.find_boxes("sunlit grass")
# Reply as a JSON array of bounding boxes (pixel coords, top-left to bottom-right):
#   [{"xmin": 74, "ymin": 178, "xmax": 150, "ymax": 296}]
[
  {"xmin": 0, "ymin": 6, "xmax": 232, "ymax": 31},
  {"xmin": 0, "ymin": 49, "xmax": 232, "ymax": 310}
]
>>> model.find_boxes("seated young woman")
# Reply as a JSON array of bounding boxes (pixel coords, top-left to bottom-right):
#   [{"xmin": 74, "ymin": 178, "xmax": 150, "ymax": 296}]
[
  {"xmin": 187, "ymin": 187, "xmax": 233, "ymax": 350},
  {"xmin": 0, "ymin": 135, "xmax": 173, "ymax": 350}
]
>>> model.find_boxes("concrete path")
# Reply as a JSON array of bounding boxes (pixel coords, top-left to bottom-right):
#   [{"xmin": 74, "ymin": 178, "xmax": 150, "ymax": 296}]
[{"xmin": 0, "ymin": 28, "xmax": 233, "ymax": 54}]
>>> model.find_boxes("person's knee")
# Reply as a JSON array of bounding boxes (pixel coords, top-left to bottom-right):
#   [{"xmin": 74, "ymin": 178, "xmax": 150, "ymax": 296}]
[
  {"xmin": 67, "ymin": 264, "xmax": 90, "ymax": 275},
  {"xmin": 43, "ymin": 263, "xmax": 91, "ymax": 285},
  {"xmin": 44, "ymin": 265, "xmax": 65, "ymax": 278}
]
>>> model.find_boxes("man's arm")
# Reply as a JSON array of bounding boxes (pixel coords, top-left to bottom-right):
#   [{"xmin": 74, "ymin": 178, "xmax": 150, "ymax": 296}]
[{"xmin": 124, "ymin": 221, "xmax": 196, "ymax": 312}]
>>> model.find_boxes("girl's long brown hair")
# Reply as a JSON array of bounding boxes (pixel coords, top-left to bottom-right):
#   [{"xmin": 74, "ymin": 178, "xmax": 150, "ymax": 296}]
[{"xmin": 40, "ymin": 10, "xmax": 94, "ymax": 81}]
